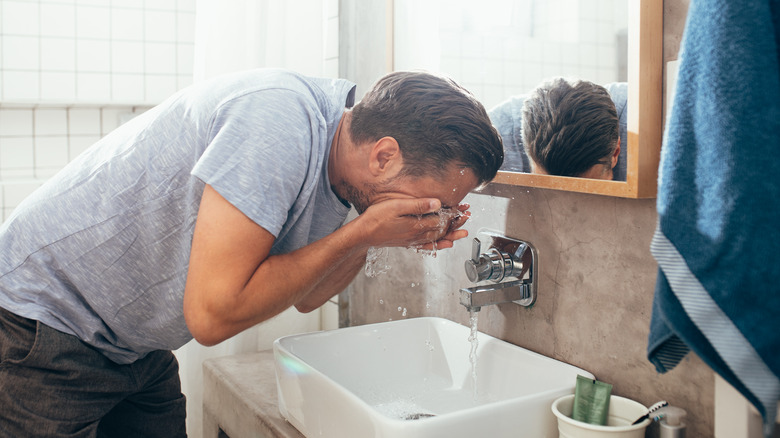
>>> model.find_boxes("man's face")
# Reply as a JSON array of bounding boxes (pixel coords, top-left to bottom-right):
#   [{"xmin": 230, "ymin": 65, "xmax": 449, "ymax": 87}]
[{"xmin": 343, "ymin": 165, "xmax": 478, "ymax": 217}]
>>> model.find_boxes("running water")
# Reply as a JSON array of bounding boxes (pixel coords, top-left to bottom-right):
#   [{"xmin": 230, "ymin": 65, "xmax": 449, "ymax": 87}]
[{"xmin": 468, "ymin": 309, "xmax": 479, "ymax": 400}]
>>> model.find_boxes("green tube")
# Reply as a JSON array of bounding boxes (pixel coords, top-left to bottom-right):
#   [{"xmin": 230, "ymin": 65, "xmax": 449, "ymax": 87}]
[{"xmin": 572, "ymin": 374, "xmax": 613, "ymax": 425}]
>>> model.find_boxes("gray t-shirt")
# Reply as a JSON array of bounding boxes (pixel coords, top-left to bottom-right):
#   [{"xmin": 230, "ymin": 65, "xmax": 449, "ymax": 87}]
[
  {"xmin": 0, "ymin": 69, "xmax": 356, "ymax": 364},
  {"xmin": 489, "ymin": 82, "xmax": 627, "ymax": 181}
]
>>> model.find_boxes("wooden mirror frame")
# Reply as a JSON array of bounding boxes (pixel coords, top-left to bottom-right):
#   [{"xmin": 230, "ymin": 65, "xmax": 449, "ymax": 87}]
[
  {"xmin": 491, "ymin": 0, "xmax": 663, "ymax": 198},
  {"xmin": 389, "ymin": 0, "xmax": 664, "ymax": 198}
]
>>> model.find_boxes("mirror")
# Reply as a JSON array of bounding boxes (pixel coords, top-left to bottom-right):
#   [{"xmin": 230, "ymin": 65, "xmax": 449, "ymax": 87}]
[{"xmin": 391, "ymin": 0, "xmax": 662, "ymax": 198}]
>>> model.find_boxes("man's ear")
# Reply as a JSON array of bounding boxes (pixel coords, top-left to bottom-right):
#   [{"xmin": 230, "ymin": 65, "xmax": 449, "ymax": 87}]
[
  {"xmin": 611, "ymin": 137, "xmax": 621, "ymax": 169},
  {"xmin": 369, "ymin": 137, "xmax": 402, "ymax": 176}
]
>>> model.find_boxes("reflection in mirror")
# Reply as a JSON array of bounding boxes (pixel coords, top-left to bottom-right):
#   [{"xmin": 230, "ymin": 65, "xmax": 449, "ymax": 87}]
[
  {"xmin": 394, "ymin": 0, "xmax": 628, "ymax": 181},
  {"xmin": 392, "ymin": 0, "xmax": 663, "ymax": 198},
  {"xmin": 489, "ymin": 78, "xmax": 627, "ymax": 181}
]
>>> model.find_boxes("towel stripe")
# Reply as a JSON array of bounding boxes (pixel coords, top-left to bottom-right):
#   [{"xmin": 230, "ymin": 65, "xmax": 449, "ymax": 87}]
[
  {"xmin": 651, "ymin": 228, "xmax": 779, "ymax": 432},
  {"xmin": 652, "ymin": 336, "xmax": 690, "ymax": 371}
]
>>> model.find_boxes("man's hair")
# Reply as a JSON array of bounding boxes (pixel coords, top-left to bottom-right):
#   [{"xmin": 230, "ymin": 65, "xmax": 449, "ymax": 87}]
[
  {"xmin": 349, "ymin": 71, "xmax": 504, "ymax": 186},
  {"xmin": 521, "ymin": 78, "xmax": 619, "ymax": 177}
]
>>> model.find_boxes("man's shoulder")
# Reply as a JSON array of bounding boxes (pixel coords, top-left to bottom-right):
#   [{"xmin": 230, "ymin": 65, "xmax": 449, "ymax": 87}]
[
  {"xmin": 193, "ymin": 69, "xmax": 354, "ymax": 107},
  {"xmin": 489, "ymin": 94, "xmax": 528, "ymax": 113},
  {"xmin": 604, "ymin": 82, "xmax": 628, "ymax": 104}
]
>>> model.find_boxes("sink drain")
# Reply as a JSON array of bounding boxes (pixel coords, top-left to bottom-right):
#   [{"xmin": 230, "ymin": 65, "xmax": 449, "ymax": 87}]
[{"xmin": 403, "ymin": 413, "xmax": 436, "ymax": 420}]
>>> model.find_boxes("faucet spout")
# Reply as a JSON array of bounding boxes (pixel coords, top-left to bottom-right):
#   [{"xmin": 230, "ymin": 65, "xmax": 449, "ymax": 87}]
[{"xmin": 459, "ymin": 280, "xmax": 533, "ymax": 312}]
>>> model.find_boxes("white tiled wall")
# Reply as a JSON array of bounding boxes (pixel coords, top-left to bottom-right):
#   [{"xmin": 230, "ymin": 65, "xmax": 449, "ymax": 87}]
[
  {"xmin": 324, "ymin": 0, "xmax": 339, "ymax": 78},
  {"xmin": 434, "ymin": 0, "xmax": 627, "ymax": 109},
  {"xmin": 0, "ymin": 0, "xmax": 196, "ymax": 104},
  {"xmin": 1, "ymin": 0, "xmax": 341, "ymax": 249},
  {"xmin": 0, "ymin": 0, "xmax": 194, "ymax": 222}
]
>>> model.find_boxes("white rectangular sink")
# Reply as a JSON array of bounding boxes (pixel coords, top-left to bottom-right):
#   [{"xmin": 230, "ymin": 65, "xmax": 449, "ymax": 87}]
[{"xmin": 273, "ymin": 317, "xmax": 592, "ymax": 438}]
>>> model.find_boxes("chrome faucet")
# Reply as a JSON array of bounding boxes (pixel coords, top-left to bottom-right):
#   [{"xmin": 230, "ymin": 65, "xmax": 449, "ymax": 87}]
[{"xmin": 459, "ymin": 232, "xmax": 538, "ymax": 312}]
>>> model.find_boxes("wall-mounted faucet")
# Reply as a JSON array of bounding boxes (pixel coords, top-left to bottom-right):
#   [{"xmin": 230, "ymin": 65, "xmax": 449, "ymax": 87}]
[{"xmin": 459, "ymin": 231, "xmax": 538, "ymax": 312}]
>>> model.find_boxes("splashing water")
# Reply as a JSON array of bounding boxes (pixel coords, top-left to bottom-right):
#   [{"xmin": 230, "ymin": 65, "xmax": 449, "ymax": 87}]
[
  {"xmin": 413, "ymin": 247, "xmax": 438, "ymax": 258},
  {"xmin": 435, "ymin": 207, "xmax": 460, "ymax": 230},
  {"xmin": 468, "ymin": 310, "xmax": 479, "ymax": 400},
  {"xmin": 365, "ymin": 246, "xmax": 390, "ymax": 277},
  {"xmin": 410, "ymin": 207, "xmax": 461, "ymax": 258}
]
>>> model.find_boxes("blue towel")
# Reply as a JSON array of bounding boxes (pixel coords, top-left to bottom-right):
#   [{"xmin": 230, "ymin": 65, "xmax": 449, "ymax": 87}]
[{"xmin": 648, "ymin": 0, "xmax": 780, "ymax": 435}]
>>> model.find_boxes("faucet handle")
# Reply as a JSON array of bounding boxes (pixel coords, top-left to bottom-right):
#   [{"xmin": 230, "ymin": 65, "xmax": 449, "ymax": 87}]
[
  {"xmin": 513, "ymin": 242, "xmax": 528, "ymax": 259},
  {"xmin": 471, "ymin": 238, "xmax": 482, "ymax": 263},
  {"xmin": 465, "ymin": 238, "xmax": 492, "ymax": 282},
  {"xmin": 465, "ymin": 236, "xmax": 530, "ymax": 283}
]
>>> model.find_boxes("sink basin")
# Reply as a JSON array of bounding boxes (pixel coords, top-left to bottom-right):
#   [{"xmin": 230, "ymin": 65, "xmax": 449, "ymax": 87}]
[{"xmin": 273, "ymin": 317, "xmax": 593, "ymax": 438}]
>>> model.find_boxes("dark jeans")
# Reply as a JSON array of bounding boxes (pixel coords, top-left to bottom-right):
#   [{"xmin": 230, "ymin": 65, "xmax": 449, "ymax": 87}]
[{"xmin": 0, "ymin": 307, "xmax": 187, "ymax": 437}]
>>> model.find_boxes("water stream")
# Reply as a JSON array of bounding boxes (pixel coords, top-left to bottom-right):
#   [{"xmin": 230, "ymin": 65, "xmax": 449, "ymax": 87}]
[{"xmin": 468, "ymin": 309, "xmax": 479, "ymax": 400}]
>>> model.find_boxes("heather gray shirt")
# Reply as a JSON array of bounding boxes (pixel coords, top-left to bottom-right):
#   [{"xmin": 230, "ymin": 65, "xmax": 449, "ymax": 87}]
[{"xmin": 0, "ymin": 69, "xmax": 355, "ymax": 364}]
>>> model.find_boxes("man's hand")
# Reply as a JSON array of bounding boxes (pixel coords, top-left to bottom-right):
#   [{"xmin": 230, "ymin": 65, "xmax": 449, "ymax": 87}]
[
  {"xmin": 353, "ymin": 198, "xmax": 471, "ymax": 250},
  {"xmin": 424, "ymin": 203, "xmax": 471, "ymax": 250}
]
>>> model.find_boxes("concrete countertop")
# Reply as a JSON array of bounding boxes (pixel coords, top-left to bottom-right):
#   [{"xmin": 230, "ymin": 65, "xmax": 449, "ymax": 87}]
[{"xmin": 203, "ymin": 351, "xmax": 304, "ymax": 438}]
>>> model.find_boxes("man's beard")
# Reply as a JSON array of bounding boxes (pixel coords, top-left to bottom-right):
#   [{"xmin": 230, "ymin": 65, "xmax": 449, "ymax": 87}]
[
  {"xmin": 334, "ymin": 175, "xmax": 401, "ymax": 214},
  {"xmin": 338, "ymin": 180, "xmax": 375, "ymax": 214}
]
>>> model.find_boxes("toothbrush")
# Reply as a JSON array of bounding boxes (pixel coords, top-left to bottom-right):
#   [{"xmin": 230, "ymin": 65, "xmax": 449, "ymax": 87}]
[
  {"xmin": 631, "ymin": 401, "xmax": 668, "ymax": 425},
  {"xmin": 652, "ymin": 412, "xmax": 666, "ymax": 422}
]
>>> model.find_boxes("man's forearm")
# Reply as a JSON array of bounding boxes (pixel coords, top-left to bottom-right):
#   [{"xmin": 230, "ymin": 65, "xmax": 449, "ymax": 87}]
[
  {"xmin": 294, "ymin": 247, "xmax": 367, "ymax": 313},
  {"xmin": 184, "ymin": 185, "xmax": 456, "ymax": 346},
  {"xmin": 185, "ymin": 218, "xmax": 370, "ymax": 345}
]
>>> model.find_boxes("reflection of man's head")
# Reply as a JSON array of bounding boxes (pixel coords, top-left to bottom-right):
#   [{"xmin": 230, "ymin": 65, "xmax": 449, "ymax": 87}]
[{"xmin": 522, "ymin": 78, "xmax": 620, "ymax": 180}]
